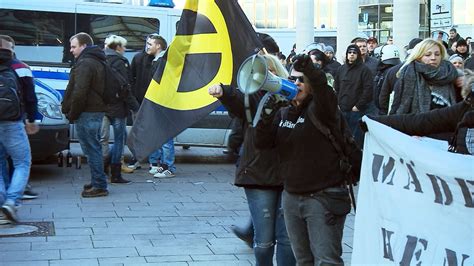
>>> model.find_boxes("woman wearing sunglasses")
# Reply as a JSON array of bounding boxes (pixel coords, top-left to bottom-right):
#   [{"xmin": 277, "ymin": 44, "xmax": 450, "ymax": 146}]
[
  {"xmin": 255, "ymin": 54, "xmax": 350, "ymax": 265},
  {"xmin": 208, "ymin": 54, "xmax": 296, "ymax": 266}
]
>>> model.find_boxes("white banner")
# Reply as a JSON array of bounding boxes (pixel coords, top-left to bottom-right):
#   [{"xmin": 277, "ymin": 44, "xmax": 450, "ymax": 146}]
[{"xmin": 352, "ymin": 117, "xmax": 474, "ymax": 265}]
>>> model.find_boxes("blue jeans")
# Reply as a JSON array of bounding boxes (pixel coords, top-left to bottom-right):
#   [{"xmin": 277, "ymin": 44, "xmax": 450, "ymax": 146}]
[
  {"xmin": 282, "ymin": 190, "xmax": 347, "ymax": 266},
  {"xmin": 245, "ymin": 188, "xmax": 296, "ymax": 266},
  {"xmin": 148, "ymin": 138, "xmax": 176, "ymax": 172},
  {"xmin": 0, "ymin": 121, "xmax": 31, "ymax": 206},
  {"xmin": 75, "ymin": 112, "xmax": 107, "ymax": 190},
  {"xmin": 108, "ymin": 116, "xmax": 126, "ymax": 164}
]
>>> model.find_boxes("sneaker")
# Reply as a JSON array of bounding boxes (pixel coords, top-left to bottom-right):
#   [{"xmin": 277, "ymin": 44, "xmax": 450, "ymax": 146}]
[
  {"xmin": 22, "ymin": 189, "xmax": 39, "ymax": 200},
  {"xmin": 1, "ymin": 203, "xmax": 18, "ymax": 223},
  {"xmin": 154, "ymin": 169, "xmax": 175, "ymax": 178},
  {"xmin": 81, "ymin": 188, "xmax": 109, "ymax": 198},
  {"xmin": 127, "ymin": 161, "xmax": 141, "ymax": 170},
  {"xmin": 149, "ymin": 166, "xmax": 164, "ymax": 175},
  {"xmin": 83, "ymin": 183, "xmax": 93, "ymax": 190},
  {"xmin": 121, "ymin": 164, "xmax": 134, "ymax": 174}
]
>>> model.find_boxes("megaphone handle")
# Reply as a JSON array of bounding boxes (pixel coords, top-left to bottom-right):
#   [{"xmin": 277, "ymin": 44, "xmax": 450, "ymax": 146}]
[
  {"xmin": 244, "ymin": 90, "xmax": 253, "ymax": 125},
  {"xmin": 243, "ymin": 55, "xmax": 258, "ymax": 125},
  {"xmin": 253, "ymin": 92, "xmax": 273, "ymax": 127}
]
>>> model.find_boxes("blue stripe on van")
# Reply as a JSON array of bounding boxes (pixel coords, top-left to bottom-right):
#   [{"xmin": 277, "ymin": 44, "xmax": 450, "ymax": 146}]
[
  {"xmin": 35, "ymin": 80, "xmax": 63, "ymax": 101},
  {"xmin": 32, "ymin": 71, "xmax": 70, "ymax": 80}
]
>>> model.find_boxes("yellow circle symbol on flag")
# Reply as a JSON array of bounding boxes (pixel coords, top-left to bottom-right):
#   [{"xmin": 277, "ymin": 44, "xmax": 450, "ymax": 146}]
[{"xmin": 145, "ymin": 1, "xmax": 232, "ymax": 111}]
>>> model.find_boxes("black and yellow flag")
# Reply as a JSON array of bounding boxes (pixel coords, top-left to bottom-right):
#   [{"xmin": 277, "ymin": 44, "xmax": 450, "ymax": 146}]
[{"xmin": 128, "ymin": 0, "xmax": 262, "ymax": 161}]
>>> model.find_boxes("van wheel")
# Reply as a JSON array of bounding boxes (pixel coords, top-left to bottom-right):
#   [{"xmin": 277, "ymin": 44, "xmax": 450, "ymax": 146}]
[{"xmin": 182, "ymin": 145, "xmax": 190, "ymax": 150}]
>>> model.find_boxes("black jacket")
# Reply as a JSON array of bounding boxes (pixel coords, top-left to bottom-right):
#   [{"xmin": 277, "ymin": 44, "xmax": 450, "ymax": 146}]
[
  {"xmin": 62, "ymin": 46, "xmax": 106, "ymax": 121},
  {"xmin": 364, "ymin": 55, "xmax": 380, "ymax": 76},
  {"xmin": 255, "ymin": 67, "xmax": 347, "ymax": 194},
  {"xmin": 370, "ymin": 100, "xmax": 474, "ymax": 155},
  {"xmin": 448, "ymin": 34, "xmax": 464, "ymax": 50},
  {"xmin": 218, "ymin": 86, "xmax": 282, "ymax": 189},
  {"xmin": 465, "ymin": 57, "xmax": 474, "ymax": 71},
  {"xmin": 324, "ymin": 58, "xmax": 341, "ymax": 78},
  {"xmin": 334, "ymin": 45, "xmax": 373, "ymax": 112},
  {"xmin": 130, "ymin": 51, "xmax": 154, "ymax": 104},
  {"xmin": 105, "ymin": 48, "xmax": 139, "ymax": 118},
  {"xmin": 379, "ymin": 63, "xmax": 403, "ymax": 115}
]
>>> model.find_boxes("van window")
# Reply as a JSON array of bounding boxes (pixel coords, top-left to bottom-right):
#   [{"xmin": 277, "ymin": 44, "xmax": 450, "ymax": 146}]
[{"xmin": 0, "ymin": 9, "xmax": 159, "ymax": 64}]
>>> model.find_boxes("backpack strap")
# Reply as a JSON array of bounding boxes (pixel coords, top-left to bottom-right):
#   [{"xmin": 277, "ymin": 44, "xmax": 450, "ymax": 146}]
[
  {"xmin": 305, "ymin": 107, "xmax": 357, "ymax": 211},
  {"xmin": 306, "ymin": 108, "xmax": 347, "ymax": 162}
]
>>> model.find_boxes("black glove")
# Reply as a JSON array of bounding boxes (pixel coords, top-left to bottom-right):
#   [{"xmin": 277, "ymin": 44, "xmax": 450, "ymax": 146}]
[
  {"xmin": 261, "ymin": 95, "xmax": 287, "ymax": 121},
  {"xmin": 292, "ymin": 54, "xmax": 314, "ymax": 75},
  {"xmin": 359, "ymin": 120, "xmax": 368, "ymax": 133}
]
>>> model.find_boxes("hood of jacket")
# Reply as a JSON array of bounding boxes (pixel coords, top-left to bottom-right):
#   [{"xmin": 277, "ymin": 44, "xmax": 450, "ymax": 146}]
[
  {"xmin": 76, "ymin": 45, "xmax": 106, "ymax": 63},
  {"xmin": 345, "ymin": 44, "xmax": 363, "ymax": 66},
  {"xmin": 104, "ymin": 47, "xmax": 122, "ymax": 57}
]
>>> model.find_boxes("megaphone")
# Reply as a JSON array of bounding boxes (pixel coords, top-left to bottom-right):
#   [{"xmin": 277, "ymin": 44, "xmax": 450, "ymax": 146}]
[{"xmin": 237, "ymin": 54, "xmax": 298, "ymax": 100}]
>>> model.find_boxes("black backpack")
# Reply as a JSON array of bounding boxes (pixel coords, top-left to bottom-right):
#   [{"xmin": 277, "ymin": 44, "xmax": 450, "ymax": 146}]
[
  {"xmin": 0, "ymin": 65, "xmax": 22, "ymax": 121},
  {"xmin": 101, "ymin": 57, "xmax": 129, "ymax": 104}
]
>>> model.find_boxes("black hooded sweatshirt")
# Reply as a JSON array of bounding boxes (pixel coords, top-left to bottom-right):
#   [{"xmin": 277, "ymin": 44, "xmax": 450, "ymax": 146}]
[
  {"xmin": 334, "ymin": 44, "xmax": 373, "ymax": 112},
  {"xmin": 255, "ymin": 66, "xmax": 348, "ymax": 194}
]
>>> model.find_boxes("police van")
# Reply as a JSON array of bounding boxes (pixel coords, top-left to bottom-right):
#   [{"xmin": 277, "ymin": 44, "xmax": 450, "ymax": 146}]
[{"xmin": 1, "ymin": 0, "xmax": 233, "ymax": 160}]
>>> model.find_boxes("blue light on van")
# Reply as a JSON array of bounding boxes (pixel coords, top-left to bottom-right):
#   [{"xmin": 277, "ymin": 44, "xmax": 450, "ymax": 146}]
[{"xmin": 148, "ymin": 0, "xmax": 175, "ymax": 8}]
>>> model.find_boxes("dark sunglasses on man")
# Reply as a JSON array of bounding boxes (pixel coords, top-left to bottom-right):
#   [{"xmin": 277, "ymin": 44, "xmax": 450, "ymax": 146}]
[{"xmin": 288, "ymin": 76, "xmax": 304, "ymax": 83}]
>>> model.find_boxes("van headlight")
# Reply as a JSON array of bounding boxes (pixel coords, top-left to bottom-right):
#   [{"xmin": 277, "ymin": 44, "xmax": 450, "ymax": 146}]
[{"xmin": 37, "ymin": 93, "xmax": 63, "ymax": 119}]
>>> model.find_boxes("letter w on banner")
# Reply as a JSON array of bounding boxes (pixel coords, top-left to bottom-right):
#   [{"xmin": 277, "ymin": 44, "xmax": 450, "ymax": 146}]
[
  {"xmin": 352, "ymin": 117, "xmax": 474, "ymax": 265},
  {"xmin": 128, "ymin": 0, "xmax": 262, "ymax": 160}
]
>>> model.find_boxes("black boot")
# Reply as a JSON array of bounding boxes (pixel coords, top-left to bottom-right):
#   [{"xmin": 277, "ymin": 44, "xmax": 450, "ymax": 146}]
[
  {"xmin": 110, "ymin": 164, "xmax": 131, "ymax": 184},
  {"xmin": 103, "ymin": 158, "xmax": 111, "ymax": 176},
  {"xmin": 231, "ymin": 219, "xmax": 254, "ymax": 248}
]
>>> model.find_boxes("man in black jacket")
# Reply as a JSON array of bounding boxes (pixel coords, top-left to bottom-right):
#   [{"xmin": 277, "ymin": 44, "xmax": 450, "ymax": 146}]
[
  {"xmin": 334, "ymin": 44, "xmax": 373, "ymax": 146},
  {"xmin": 62, "ymin": 32, "xmax": 108, "ymax": 198}
]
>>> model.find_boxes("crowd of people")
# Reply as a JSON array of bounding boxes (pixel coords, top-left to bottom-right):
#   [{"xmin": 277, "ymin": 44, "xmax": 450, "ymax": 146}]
[
  {"xmin": 215, "ymin": 29, "xmax": 473, "ymax": 265},
  {"xmin": 1, "ymin": 26, "xmax": 473, "ymax": 265}
]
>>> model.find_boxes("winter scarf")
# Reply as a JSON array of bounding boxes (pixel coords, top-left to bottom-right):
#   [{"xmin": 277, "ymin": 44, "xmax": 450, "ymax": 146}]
[{"xmin": 396, "ymin": 60, "xmax": 458, "ymax": 114}]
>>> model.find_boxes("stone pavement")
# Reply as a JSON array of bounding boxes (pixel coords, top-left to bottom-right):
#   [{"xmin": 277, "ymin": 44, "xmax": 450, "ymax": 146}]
[{"xmin": 0, "ymin": 147, "xmax": 354, "ymax": 265}]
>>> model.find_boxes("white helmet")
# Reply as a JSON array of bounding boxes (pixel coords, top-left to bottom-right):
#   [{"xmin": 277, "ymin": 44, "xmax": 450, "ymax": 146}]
[
  {"xmin": 303, "ymin": 42, "xmax": 325, "ymax": 54},
  {"xmin": 379, "ymin": 44, "xmax": 401, "ymax": 65}
]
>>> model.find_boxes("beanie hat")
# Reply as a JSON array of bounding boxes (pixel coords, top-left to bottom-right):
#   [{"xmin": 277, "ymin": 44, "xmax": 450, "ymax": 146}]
[
  {"xmin": 324, "ymin": 45, "xmax": 335, "ymax": 53},
  {"xmin": 367, "ymin": 37, "xmax": 378, "ymax": 44},
  {"xmin": 449, "ymin": 54, "xmax": 463, "ymax": 63},
  {"xmin": 408, "ymin": 38, "xmax": 423, "ymax": 50}
]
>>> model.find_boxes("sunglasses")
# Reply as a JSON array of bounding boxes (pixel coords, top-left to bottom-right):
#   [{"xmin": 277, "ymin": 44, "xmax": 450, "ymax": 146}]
[
  {"xmin": 288, "ymin": 76, "xmax": 304, "ymax": 83},
  {"xmin": 347, "ymin": 51, "xmax": 357, "ymax": 55}
]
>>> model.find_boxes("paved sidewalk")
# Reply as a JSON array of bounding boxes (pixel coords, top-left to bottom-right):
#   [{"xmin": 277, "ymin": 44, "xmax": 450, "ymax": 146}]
[{"xmin": 0, "ymin": 149, "xmax": 354, "ymax": 265}]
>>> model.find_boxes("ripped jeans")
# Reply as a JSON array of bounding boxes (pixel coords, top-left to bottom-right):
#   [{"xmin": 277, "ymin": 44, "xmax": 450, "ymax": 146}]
[{"xmin": 245, "ymin": 188, "xmax": 296, "ymax": 266}]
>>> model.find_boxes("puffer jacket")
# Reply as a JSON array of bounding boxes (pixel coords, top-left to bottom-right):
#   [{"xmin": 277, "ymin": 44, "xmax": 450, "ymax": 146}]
[{"xmin": 62, "ymin": 46, "xmax": 106, "ymax": 121}]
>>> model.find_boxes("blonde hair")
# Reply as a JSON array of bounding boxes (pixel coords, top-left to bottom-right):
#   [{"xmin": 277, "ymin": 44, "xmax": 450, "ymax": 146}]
[
  {"xmin": 462, "ymin": 69, "xmax": 474, "ymax": 99},
  {"xmin": 397, "ymin": 38, "xmax": 448, "ymax": 77},
  {"xmin": 262, "ymin": 54, "xmax": 288, "ymax": 79},
  {"xmin": 105, "ymin": 35, "xmax": 127, "ymax": 50}
]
